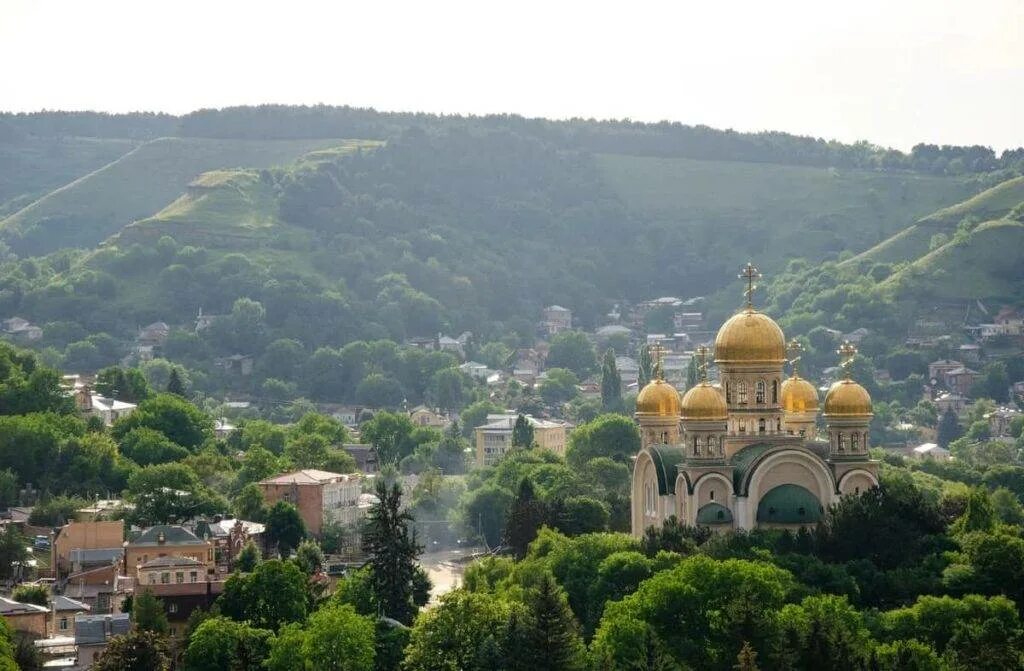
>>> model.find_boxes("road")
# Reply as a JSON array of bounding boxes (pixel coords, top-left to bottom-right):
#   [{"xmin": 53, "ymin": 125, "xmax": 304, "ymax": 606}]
[{"xmin": 418, "ymin": 547, "xmax": 483, "ymax": 604}]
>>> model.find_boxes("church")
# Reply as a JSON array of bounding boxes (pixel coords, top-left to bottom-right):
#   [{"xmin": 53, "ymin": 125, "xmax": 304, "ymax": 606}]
[{"xmin": 630, "ymin": 264, "xmax": 878, "ymax": 535}]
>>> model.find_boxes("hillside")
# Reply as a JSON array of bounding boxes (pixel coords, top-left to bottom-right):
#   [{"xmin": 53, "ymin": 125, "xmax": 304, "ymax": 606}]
[
  {"xmin": 883, "ymin": 218, "xmax": 1024, "ymax": 301},
  {"xmin": 597, "ymin": 154, "xmax": 975, "ymax": 275},
  {"xmin": 0, "ymin": 136, "xmax": 137, "ymax": 216},
  {"xmin": 843, "ymin": 175, "xmax": 1024, "ymax": 268},
  {"xmin": 0, "ymin": 136, "xmax": 352, "ymax": 255}
]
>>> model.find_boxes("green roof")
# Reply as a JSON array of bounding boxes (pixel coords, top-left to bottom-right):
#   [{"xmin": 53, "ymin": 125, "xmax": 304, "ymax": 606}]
[
  {"xmin": 729, "ymin": 443, "xmax": 775, "ymax": 494},
  {"xmin": 756, "ymin": 484, "xmax": 824, "ymax": 524},
  {"xmin": 647, "ymin": 445, "xmax": 685, "ymax": 495},
  {"xmin": 696, "ymin": 503, "xmax": 734, "ymax": 525}
]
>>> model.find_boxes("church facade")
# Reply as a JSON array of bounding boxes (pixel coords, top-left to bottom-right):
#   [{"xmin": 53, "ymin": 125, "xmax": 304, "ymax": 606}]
[{"xmin": 630, "ymin": 265, "xmax": 878, "ymax": 535}]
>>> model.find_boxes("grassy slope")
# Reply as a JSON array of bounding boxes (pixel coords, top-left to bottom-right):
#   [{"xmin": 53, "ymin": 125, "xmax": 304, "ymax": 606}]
[
  {"xmin": 0, "ymin": 137, "xmax": 138, "ymax": 216},
  {"xmin": 845, "ymin": 175, "xmax": 1024, "ymax": 268},
  {"xmin": 0, "ymin": 137, "xmax": 352, "ymax": 255},
  {"xmin": 882, "ymin": 219, "xmax": 1024, "ymax": 301}
]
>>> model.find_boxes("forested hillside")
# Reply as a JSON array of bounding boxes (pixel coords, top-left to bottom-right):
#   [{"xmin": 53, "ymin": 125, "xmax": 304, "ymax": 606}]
[{"xmin": 0, "ymin": 106, "xmax": 1020, "ymax": 400}]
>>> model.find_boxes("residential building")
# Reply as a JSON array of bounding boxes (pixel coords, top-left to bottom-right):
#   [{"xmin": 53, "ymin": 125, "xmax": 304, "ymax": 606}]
[
  {"xmin": 934, "ymin": 391, "xmax": 968, "ymax": 415},
  {"xmin": 258, "ymin": 470, "xmax": 365, "ymax": 537},
  {"xmin": 985, "ymin": 407, "xmax": 1022, "ymax": 437},
  {"xmin": 74, "ymin": 613, "xmax": 130, "ymax": 669},
  {"xmin": 928, "ymin": 359, "xmax": 963, "ymax": 383},
  {"xmin": 137, "ymin": 321, "xmax": 170, "ymax": 346},
  {"xmin": 213, "ymin": 418, "xmax": 237, "ymax": 438},
  {"xmin": 616, "ymin": 356, "xmax": 639, "ymax": 387},
  {"xmin": 145, "ymin": 579, "xmax": 225, "ymax": 639},
  {"xmin": 459, "ymin": 361, "xmax": 492, "ymax": 380},
  {"xmin": 51, "ymin": 596, "xmax": 91, "ymax": 637},
  {"xmin": 124, "ymin": 525, "xmax": 214, "ymax": 581},
  {"xmin": 541, "ymin": 305, "xmax": 573, "ymax": 335},
  {"xmin": 342, "ymin": 444, "xmax": 378, "ymax": 473},
  {"xmin": 216, "ymin": 354, "xmax": 254, "ymax": 376},
  {"xmin": 409, "ymin": 405, "xmax": 448, "ymax": 428},
  {"xmin": 0, "ymin": 596, "xmax": 49, "ymax": 638},
  {"xmin": 52, "ymin": 521, "xmax": 124, "ymax": 582},
  {"xmin": 474, "ymin": 414, "xmax": 569, "ymax": 467},
  {"xmin": 911, "ymin": 443, "xmax": 952, "ymax": 461},
  {"xmin": 944, "ymin": 366, "xmax": 980, "ymax": 396},
  {"xmin": 957, "ymin": 343, "xmax": 982, "ymax": 363},
  {"xmin": 73, "ymin": 387, "xmax": 136, "ymax": 426},
  {"xmin": 191, "ymin": 518, "xmax": 264, "ymax": 571},
  {"xmin": 2, "ymin": 316, "xmax": 43, "ymax": 341}
]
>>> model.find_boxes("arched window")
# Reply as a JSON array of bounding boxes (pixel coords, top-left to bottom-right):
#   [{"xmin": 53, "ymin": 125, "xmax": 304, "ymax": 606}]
[
  {"xmin": 771, "ymin": 379, "xmax": 779, "ymax": 404},
  {"xmin": 850, "ymin": 433, "xmax": 860, "ymax": 451},
  {"xmin": 776, "ymin": 418, "xmax": 782, "ymax": 432},
  {"xmin": 645, "ymin": 483, "xmax": 655, "ymax": 515},
  {"xmin": 838, "ymin": 433, "xmax": 846, "ymax": 451},
  {"xmin": 692, "ymin": 436, "xmax": 699, "ymax": 456},
  {"xmin": 755, "ymin": 380, "xmax": 766, "ymax": 404},
  {"xmin": 725, "ymin": 382, "xmax": 732, "ymax": 404},
  {"xmin": 709, "ymin": 489, "xmax": 715, "ymax": 501},
  {"xmin": 758, "ymin": 418, "xmax": 766, "ymax": 433},
  {"xmin": 737, "ymin": 381, "xmax": 748, "ymax": 404}
]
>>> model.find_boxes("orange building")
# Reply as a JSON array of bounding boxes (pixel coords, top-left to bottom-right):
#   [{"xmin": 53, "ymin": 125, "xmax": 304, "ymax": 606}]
[
  {"xmin": 124, "ymin": 525, "xmax": 214, "ymax": 581},
  {"xmin": 258, "ymin": 470, "xmax": 363, "ymax": 537},
  {"xmin": 52, "ymin": 520, "xmax": 124, "ymax": 581}
]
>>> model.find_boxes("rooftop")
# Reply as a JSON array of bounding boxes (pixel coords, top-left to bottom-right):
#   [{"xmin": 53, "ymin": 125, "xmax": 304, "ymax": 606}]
[
  {"xmin": 75, "ymin": 613, "xmax": 130, "ymax": 645},
  {"xmin": 140, "ymin": 555, "xmax": 205, "ymax": 569},
  {"xmin": 260, "ymin": 469, "xmax": 353, "ymax": 486},
  {"xmin": 0, "ymin": 596, "xmax": 49, "ymax": 615},
  {"xmin": 129, "ymin": 525, "xmax": 207, "ymax": 547}
]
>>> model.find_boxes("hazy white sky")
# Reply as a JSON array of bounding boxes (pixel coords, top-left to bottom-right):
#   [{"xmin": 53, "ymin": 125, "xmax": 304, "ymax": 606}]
[{"xmin": 2, "ymin": 0, "xmax": 1021, "ymax": 150}]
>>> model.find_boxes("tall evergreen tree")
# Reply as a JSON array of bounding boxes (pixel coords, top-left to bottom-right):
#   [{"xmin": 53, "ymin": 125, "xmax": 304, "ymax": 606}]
[
  {"xmin": 735, "ymin": 642, "xmax": 760, "ymax": 671},
  {"xmin": 165, "ymin": 368, "xmax": 186, "ymax": 397},
  {"xmin": 505, "ymin": 478, "xmax": 548, "ymax": 559},
  {"xmin": 361, "ymin": 481, "xmax": 425, "ymax": 625},
  {"xmin": 937, "ymin": 408, "xmax": 962, "ymax": 448},
  {"xmin": 600, "ymin": 349, "xmax": 622, "ymax": 411},
  {"xmin": 524, "ymin": 573, "xmax": 586, "ymax": 671},
  {"xmin": 638, "ymin": 345, "xmax": 653, "ymax": 388},
  {"xmin": 511, "ymin": 414, "xmax": 534, "ymax": 448},
  {"xmin": 686, "ymin": 355, "xmax": 698, "ymax": 390}
]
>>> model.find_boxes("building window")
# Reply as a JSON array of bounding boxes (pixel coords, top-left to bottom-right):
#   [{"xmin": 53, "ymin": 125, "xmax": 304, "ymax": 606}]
[
  {"xmin": 755, "ymin": 380, "xmax": 765, "ymax": 404},
  {"xmin": 709, "ymin": 489, "xmax": 715, "ymax": 501},
  {"xmin": 737, "ymin": 381, "xmax": 748, "ymax": 404},
  {"xmin": 838, "ymin": 433, "xmax": 846, "ymax": 452},
  {"xmin": 851, "ymin": 433, "xmax": 860, "ymax": 451},
  {"xmin": 776, "ymin": 418, "xmax": 782, "ymax": 432},
  {"xmin": 758, "ymin": 418, "xmax": 766, "ymax": 434},
  {"xmin": 168, "ymin": 603, "xmax": 178, "ymax": 614},
  {"xmin": 772, "ymin": 379, "xmax": 779, "ymax": 404},
  {"xmin": 149, "ymin": 574, "xmax": 157, "ymax": 584},
  {"xmin": 692, "ymin": 436, "xmax": 699, "ymax": 456},
  {"xmin": 175, "ymin": 572, "xmax": 184, "ymax": 584},
  {"xmin": 161, "ymin": 572, "xmax": 170, "ymax": 584},
  {"xmin": 726, "ymin": 382, "xmax": 732, "ymax": 404},
  {"xmin": 189, "ymin": 571, "xmax": 198, "ymax": 583},
  {"xmin": 59, "ymin": 617, "xmax": 68, "ymax": 631},
  {"xmin": 644, "ymin": 483, "xmax": 655, "ymax": 516}
]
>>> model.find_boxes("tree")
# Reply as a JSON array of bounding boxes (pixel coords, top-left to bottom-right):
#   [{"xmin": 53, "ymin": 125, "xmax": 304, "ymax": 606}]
[
  {"xmin": 428, "ymin": 367, "xmax": 469, "ymax": 412},
  {"xmin": 362, "ymin": 480, "xmax": 425, "ymax": 625},
  {"xmin": 235, "ymin": 540, "xmax": 261, "ymax": 572},
  {"xmin": 462, "ymin": 483, "xmax": 514, "ymax": 548},
  {"xmin": 355, "ymin": 373, "xmax": 405, "ymax": 408},
  {"xmin": 601, "ymin": 349, "xmax": 622, "ymax": 411},
  {"xmin": 360, "ymin": 411, "xmax": 416, "ymax": 464},
  {"xmin": 637, "ymin": 344, "xmax": 653, "ymax": 388},
  {"xmin": 131, "ymin": 588, "xmax": 169, "ymax": 634},
  {"xmin": 460, "ymin": 400, "xmax": 502, "ymax": 438},
  {"xmin": 524, "ymin": 573, "xmax": 586, "ymax": 671},
  {"xmin": 95, "ymin": 366, "xmax": 151, "ymax": 402},
  {"xmin": 545, "ymin": 331, "xmax": 597, "ymax": 378},
  {"xmin": 512, "ymin": 414, "xmax": 534, "ymax": 448},
  {"xmin": 0, "ymin": 526, "xmax": 27, "ymax": 581},
  {"xmin": 686, "ymin": 355, "xmax": 698, "ymax": 390},
  {"xmin": 403, "ymin": 590, "xmax": 516, "ymax": 671},
  {"xmin": 505, "ymin": 478, "xmax": 549, "ymax": 559},
  {"xmin": 565, "ymin": 414, "xmax": 641, "ymax": 468},
  {"xmin": 293, "ymin": 539, "xmax": 325, "ymax": 576},
  {"xmin": 217, "ymin": 560, "xmax": 310, "ymax": 632},
  {"xmin": 554, "ymin": 496, "xmax": 610, "ymax": 536},
  {"xmin": 265, "ymin": 501, "xmax": 306, "ymax": 556},
  {"xmin": 301, "ymin": 603, "xmax": 376, "ymax": 671},
  {"xmin": 772, "ymin": 595, "xmax": 873, "ymax": 671},
  {"xmin": 165, "ymin": 367, "xmax": 186, "ymax": 396},
  {"xmin": 111, "ymin": 393, "xmax": 214, "ymax": 450},
  {"xmin": 233, "ymin": 483, "xmax": 268, "ymax": 522},
  {"xmin": 284, "ymin": 434, "xmax": 330, "ymax": 469},
  {"xmin": 92, "ymin": 630, "xmax": 170, "ymax": 671},
  {"xmin": 260, "ymin": 338, "xmax": 306, "ymax": 381},
  {"xmin": 0, "ymin": 470, "xmax": 16, "ymax": 509},
  {"xmin": 11, "ymin": 584, "xmax": 48, "ymax": 606},
  {"xmin": 937, "ymin": 408, "xmax": 962, "ymax": 448},
  {"xmin": 119, "ymin": 427, "xmax": 189, "ymax": 467},
  {"xmin": 735, "ymin": 642, "xmax": 760, "ymax": 671},
  {"xmin": 972, "ymin": 362, "xmax": 1010, "ymax": 403},
  {"xmin": 539, "ymin": 368, "xmax": 580, "ymax": 407},
  {"xmin": 181, "ymin": 616, "xmax": 272, "ymax": 671},
  {"xmin": 871, "ymin": 639, "xmax": 942, "ymax": 671}
]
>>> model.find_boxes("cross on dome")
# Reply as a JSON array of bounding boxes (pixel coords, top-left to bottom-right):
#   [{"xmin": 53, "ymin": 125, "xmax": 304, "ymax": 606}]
[
  {"xmin": 837, "ymin": 340, "xmax": 858, "ymax": 378},
  {"xmin": 650, "ymin": 342, "xmax": 665, "ymax": 380},
  {"xmin": 739, "ymin": 262, "xmax": 762, "ymax": 309},
  {"xmin": 695, "ymin": 344, "xmax": 710, "ymax": 382},
  {"xmin": 786, "ymin": 339, "xmax": 804, "ymax": 376}
]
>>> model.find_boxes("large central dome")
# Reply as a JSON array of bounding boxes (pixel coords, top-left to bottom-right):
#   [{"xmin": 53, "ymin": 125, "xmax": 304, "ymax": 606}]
[{"xmin": 714, "ymin": 308, "xmax": 787, "ymax": 365}]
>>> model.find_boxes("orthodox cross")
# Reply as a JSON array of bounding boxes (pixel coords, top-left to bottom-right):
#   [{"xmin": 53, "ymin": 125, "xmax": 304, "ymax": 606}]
[
  {"xmin": 739, "ymin": 262, "xmax": 761, "ymax": 308},
  {"xmin": 786, "ymin": 339, "xmax": 804, "ymax": 377},
  {"xmin": 837, "ymin": 340, "xmax": 858, "ymax": 378},
  {"xmin": 650, "ymin": 342, "xmax": 665, "ymax": 379},
  {"xmin": 695, "ymin": 344, "xmax": 710, "ymax": 382}
]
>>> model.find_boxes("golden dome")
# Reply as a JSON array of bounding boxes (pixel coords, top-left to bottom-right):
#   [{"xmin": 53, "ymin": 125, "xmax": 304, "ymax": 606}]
[
  {"xmin": 823, "ymin": 380, "xmax": 873, "ymax": 417},
  {"xmin": 636, "ymin": 378, "xmax": 682, "ymax": 417},
  {"xmin": 680, "ymin": 383, "xmax": 728, "ymax": 421},
  {"xmin": 714, "ymin": 309, "xmax": 787, "ymax": 365},
  {"xmin": 781, "ymin": 375, "xmax": 818, "ymax": 413}
]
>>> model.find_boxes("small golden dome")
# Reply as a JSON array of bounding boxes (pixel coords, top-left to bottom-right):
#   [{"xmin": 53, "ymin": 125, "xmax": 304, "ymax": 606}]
[
  {"xmin": 823, "ymin": 380, "xmax": 873, "ymax": 417},
  {"xmin": 636, "ymin": 378, "xmax": 682, "ymax": 417},
  {"xmin": 680, "ymin": 383, "xmax": 728, "ymax": 421},
  {"xmin": 714, "ymin": 309, "xmax": 787, "ymax": 365},
  {"xmin": 781, "ymin": 375, "xmax": 818, "ymax": 413}
]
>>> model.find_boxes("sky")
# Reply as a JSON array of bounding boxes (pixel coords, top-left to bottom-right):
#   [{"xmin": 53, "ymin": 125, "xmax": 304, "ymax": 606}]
[{"xmin": 1, "ymin": 0, "xmax": 1022, "ymax": 151}]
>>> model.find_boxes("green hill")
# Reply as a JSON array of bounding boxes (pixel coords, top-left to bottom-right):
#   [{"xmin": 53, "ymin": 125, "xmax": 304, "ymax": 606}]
[
  {"xmin": 597, "ymin": 153, "xmax": 975, "ymax": 276},
  {"xmin": 0, "ymin": 136, "xmax": 352, "ymax": 255},
  {"xmin": 883, "ymin": 218, "xmax": 1024, "ymax": 301},
  {"xmin": 0, "ymin": 136, "xmax": 138, "ymax": 216},
  {"xmin": 843, "ymin": 175, "xmax": 1024, "ymax": 268}
]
